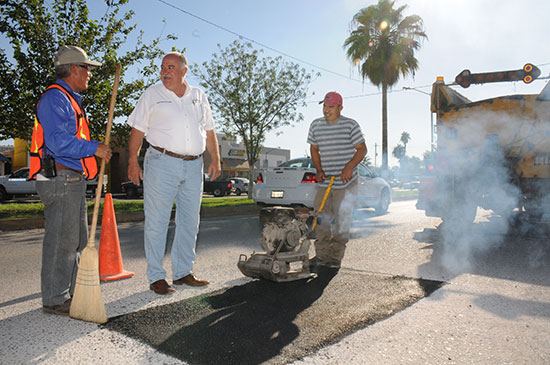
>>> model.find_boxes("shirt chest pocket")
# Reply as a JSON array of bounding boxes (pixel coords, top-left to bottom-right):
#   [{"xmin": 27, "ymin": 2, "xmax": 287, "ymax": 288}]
[{"xmin": 180, "ymin": 98, "xmax": 204, "ymax": 124}]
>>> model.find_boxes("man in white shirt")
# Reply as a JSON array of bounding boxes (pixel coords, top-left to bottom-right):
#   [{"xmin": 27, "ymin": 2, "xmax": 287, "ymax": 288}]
[{"xmin": 127, "ymin": 52, "xmax": 221, "ymax": 295}]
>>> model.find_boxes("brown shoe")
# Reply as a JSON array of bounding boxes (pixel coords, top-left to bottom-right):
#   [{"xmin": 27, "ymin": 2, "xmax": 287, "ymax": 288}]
[
  {"xmin": 43, "ymin": 298, "xmax": 72, "ymax": 316},
  {"xmin": 173, "ymin": 273, "xmax": 209, "ymax": 287},
  {"xmin": 149, "ymin": 279, "xmax": 175, "ymax": 295}
]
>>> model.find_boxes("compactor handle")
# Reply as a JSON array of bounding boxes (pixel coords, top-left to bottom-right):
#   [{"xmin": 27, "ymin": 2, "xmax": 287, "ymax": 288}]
[{"xmin": 310, "ymin": 176, "xmax": 336, "ymax": 232}]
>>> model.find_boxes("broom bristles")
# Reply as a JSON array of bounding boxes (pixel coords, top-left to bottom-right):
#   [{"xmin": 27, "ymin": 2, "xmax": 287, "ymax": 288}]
[{"xmin": 70, "ymin": 245, "xmax": 107, "ymax": 324}]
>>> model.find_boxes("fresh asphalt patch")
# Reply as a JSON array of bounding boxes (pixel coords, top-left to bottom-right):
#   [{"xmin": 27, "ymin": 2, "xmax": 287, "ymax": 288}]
[{"xmin": 105, "ymin": 269, "xmax": 443, "ymax": 364}]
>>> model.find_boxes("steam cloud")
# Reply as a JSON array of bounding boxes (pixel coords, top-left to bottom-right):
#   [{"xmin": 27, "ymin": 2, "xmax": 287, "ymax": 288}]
[
  {"xmin": 346, "ymin": 106, "xmax": 550, "ymax": 275},
  {"xmin": 435, "ymin": 109, "xmax": 549, "ymax": 274}
]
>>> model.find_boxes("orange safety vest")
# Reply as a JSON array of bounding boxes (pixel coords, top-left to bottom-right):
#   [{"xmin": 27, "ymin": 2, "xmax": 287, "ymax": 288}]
[{"xmin": 29, "ymin": 84, "xmax": 98, "ymax": 180}]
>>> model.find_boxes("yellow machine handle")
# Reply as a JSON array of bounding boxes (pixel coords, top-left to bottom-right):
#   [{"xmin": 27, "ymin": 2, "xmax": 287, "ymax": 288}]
[{"xmin": 310, "ymin": 176, "xmax": 335, "ymax": 232}]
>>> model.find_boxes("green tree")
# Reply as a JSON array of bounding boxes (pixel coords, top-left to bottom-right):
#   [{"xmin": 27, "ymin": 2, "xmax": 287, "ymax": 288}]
[
  {"xmin": 400, "ymin": 131, "xmax": 410, "ymax": 153},
  {"xmin": 401, "ymin": 155, "xmax": 421, "ymax": 175},
  {"xmin": 191, "ymin": 39, "xmax": 315, "ymax": 197},
  {"xmin": 344, "ymin": 0, "xmax": 427, "ymax": 173},
  {"xmin": 0, "ymin": 0, "xmax": 175, "ymax": 145},
  {"xmin": 392, "ymin": 144, "xmax": 406, "ymax": 161}
]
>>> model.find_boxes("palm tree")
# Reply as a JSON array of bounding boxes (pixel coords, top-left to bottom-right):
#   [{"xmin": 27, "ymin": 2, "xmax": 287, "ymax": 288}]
[
  {"xmin": 344, "ymin": 0, "xmax": 427, "ymax": 173},
  {"xmin": 400, "ymin": 131, "xmax": 411, "ymax": 153},
  {"xmin": 392, "ymin": 144, "xmax": 406, "ymax": 161},
  {"xmin": 362, "ymin": 155, "xmax": 373, "ymax": 166}
]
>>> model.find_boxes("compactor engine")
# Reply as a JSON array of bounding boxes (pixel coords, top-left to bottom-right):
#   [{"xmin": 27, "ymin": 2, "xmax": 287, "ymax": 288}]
[{"xmin": 238, "ymin": 206, "xmax": 315, "ymax": 282}]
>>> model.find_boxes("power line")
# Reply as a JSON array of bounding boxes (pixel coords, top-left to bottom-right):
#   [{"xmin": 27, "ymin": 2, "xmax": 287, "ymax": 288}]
[
  {"xmin": 307, "ymin": 84, "xmax": 432, "ymax": 103},
  {"xmin": 156, "ymin": 0, "xmax": 366, "ymax": 84},
  {"xmin": 157, "ymin": 1, "xmax": 550, "ymax": 101}
]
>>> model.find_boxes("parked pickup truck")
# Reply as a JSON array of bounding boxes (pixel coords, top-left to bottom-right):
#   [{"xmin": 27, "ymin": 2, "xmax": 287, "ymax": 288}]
[
  {"xmin": 121, "ymin": 181, "xmax": 143, "ymax": 198},
  {"xmin": 121, "ymin": 177, "xmax": 232, "ymax": 198},
  {"xmin": 203, "ymin": 177, "xmax": 232, "ymax": 197}
]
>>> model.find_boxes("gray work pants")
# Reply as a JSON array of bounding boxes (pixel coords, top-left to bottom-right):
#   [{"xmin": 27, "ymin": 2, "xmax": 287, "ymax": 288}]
[
  {"xmin": 36, "ymin": 170, "xmax": 88, "ymax": 307},
  {"xmin": 313, "ymin": 179, "xmax": 357, "ymax": 264}
]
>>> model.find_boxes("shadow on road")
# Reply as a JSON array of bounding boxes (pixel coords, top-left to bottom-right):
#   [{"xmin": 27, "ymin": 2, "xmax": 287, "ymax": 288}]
[
  {"xmin": 107, "ymin": 270, "xmax": 338, "ymax": 364},
  {"xmin": 105, "ymin": 268, "xmax": 441, "ymax": 365}
]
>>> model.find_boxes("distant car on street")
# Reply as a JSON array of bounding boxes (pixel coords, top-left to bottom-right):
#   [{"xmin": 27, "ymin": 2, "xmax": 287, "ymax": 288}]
[
  {"xmin": 253, "ymin": 157, "xmax": 391, "ymax": 214},
  {"xmin": 230, "ymin": 177, "xmax": 249, "ymax": 195},
  {"xmin": 388, "ymin": 179, "xmax": 401, "ymax": 188},
  {"xmin": 402, "ymin": 180, "xmax": 420, "ymax": 190},
  {"xmin": 0, "ymin": 168, "xmax": 36, "ymax": 202}
]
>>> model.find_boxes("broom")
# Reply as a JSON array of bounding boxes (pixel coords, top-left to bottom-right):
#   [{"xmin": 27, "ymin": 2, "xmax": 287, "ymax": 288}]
[{"xmin": 70, "ymin": 64, "xmax": 121, "ymax": 324}]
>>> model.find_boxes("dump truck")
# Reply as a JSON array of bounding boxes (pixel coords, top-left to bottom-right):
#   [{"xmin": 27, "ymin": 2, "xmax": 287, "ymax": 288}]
[{"xmin": 416, "ymin": 64, "xmax": 550, "ymax": 224}]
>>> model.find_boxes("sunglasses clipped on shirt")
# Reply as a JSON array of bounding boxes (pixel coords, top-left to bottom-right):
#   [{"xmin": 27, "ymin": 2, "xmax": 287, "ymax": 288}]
[{"xmin": 76, "ymin": 64, "xmax": 92, "ymax": 71}]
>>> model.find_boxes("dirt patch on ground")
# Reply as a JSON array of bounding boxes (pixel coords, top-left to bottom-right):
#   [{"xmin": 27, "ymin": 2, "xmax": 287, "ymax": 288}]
[{"xmin": 105, "ymin": 269, "xmax": 443, "ymax": 364}]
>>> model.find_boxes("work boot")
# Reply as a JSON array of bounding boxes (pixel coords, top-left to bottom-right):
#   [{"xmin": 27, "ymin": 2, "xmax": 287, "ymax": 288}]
[{"xmin": 43, "ymin": 298, "xmax": 72, "ymax": 316}]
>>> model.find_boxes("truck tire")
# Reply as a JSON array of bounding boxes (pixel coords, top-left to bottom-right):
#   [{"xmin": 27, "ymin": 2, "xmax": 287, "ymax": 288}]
[
  {"xmin": 213, "ymin": 188, "xmax": 224, "ymax": 197},
  {"xmin": 126, "ymin": 186, "xmax": 138, "ymax": 199},
  {"xmin": 441, "ymin": 202, "xmax": 477, "ymax": 225}
]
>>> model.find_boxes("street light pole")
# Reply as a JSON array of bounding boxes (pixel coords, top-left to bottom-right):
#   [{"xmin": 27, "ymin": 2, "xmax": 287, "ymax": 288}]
[{"xmin": 403, "ymin": 86, "xmax": 435, "ymax": 152}]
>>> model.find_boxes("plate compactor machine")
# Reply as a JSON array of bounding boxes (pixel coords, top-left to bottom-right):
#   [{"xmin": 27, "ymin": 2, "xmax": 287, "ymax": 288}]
[{"xmin": 238, "ymin": 206, "xmax": 316, "ymax": 282}]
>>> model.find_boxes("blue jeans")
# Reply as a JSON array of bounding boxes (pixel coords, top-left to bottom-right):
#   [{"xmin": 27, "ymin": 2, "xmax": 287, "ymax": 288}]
[
  {"xmin": 36, "ymin": 170, "xmax": 88, "ymax": 306},
  {"xmin": 143, "ymin": 147, "xmax": 204, "ymax": 283}
]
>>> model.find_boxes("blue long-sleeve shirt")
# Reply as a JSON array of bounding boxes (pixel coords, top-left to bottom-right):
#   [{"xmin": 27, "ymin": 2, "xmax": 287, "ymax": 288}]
[{"xmin": 36, "ymin": 79, "xmax": 99, "ymax": 171}]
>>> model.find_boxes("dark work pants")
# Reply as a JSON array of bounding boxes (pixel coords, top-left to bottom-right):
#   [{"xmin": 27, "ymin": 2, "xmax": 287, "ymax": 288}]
[{"xmin": 37, "ymin": 170, "xmax": 88, "ymax": 307}]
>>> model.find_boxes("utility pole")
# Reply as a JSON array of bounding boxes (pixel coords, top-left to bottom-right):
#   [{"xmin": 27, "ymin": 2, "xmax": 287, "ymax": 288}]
[
  {"xmin": 374, "ymin": 143, "xmax": 378, "ymax": 168},
  {"xmin": 402, "ymin": 86, "xmax": 435, "ymax": 152}
]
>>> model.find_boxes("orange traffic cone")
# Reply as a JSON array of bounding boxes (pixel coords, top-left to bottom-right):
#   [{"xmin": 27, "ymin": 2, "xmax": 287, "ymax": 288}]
[{"xmin": 99, "ymin": 193, "xmax": 135, "ymax": 281}]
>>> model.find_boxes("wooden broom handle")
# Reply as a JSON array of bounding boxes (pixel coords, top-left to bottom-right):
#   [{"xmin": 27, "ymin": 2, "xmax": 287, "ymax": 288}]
[{"xmin": 88, "ymin": 64, "xmax": 122, "ymax": 246}]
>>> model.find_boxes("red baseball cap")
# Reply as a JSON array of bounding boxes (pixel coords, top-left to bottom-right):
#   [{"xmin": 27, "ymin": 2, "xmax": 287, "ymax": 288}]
[{"xmin": 319, "ymin": 91, "xmax": 343, "ymax": 106}]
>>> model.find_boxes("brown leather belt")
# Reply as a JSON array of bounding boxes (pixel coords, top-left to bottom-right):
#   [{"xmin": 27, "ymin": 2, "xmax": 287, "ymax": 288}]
[
  {"xmin": 151, "ymin": 145, "xmax": 201, "ymax": 160},
  {"xmin": 55, "ymin": 162, "xmax": 83, "ymax": 174}
]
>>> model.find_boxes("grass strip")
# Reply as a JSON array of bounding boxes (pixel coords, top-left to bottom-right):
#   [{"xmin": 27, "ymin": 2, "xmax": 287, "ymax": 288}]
[
  {"xmin": 392, "ymin": 189, "xmax": 418, "ymax": 198},
  {"xmin": 0, "ymin": 197, "xmax": 256, "ymax": 219},
  {"xmin": 0, "ymin": 189, "xmax": 416, "ymax": 220}
]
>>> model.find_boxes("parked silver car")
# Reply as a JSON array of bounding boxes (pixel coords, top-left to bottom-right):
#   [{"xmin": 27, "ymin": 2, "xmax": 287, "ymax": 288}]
[
  {"xmin": 0, "ymin": 167, "xmax": 98, "ymax": 202},
  {"xmin": 0, "ymin": 168, "xmax": 36, "ymax": 202},
  {"xmin": 230, "ymin": 177, "xmax": 249, "ymax": 196},
  {"xmin": 253, "ymin": 157, "xmax": 391, "ymax": 214}
]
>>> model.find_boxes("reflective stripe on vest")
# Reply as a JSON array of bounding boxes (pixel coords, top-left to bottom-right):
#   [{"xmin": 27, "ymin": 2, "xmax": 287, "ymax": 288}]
[{"xmin": 29, "ymin": 84, "xmax": 98, "ymax": 180}]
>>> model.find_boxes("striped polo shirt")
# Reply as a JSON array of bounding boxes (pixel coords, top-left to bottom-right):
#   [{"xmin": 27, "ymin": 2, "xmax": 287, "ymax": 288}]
[{"xmin": 307, "ymin": 115, "xmax": 365, "ymax": 189}]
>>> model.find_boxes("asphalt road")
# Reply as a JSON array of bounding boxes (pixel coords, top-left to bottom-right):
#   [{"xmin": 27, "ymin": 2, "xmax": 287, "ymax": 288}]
[{"xmin": 1, "ymin": 200, "xmax": 549, "ymax": 364}]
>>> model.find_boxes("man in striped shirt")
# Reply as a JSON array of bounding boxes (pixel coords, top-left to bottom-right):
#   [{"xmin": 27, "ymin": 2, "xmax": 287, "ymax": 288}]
[{"xmin": 307, "ymin": 91, "xmax": 367, "ymax": 269}]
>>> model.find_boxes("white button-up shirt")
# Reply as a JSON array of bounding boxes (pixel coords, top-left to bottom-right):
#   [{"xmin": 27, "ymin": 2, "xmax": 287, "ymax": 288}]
[{"xmin": 127, "ymin": 81, "xmax": 215, "ymax": 155}]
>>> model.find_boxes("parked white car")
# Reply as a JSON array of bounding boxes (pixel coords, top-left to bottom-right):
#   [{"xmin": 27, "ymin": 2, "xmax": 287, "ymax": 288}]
[{"xmin": 253, "ymin": 157, "xmax": 391, "ymax": 214}]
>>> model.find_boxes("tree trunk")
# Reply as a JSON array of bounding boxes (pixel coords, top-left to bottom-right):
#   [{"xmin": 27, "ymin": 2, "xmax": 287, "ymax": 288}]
[
  {"xmin": 382, "ymin": 83, "xmax": 388, "ymax": 173},
  {"xmin": 248, "ymin": 163, "xmax": 256, "ymax": 199}
]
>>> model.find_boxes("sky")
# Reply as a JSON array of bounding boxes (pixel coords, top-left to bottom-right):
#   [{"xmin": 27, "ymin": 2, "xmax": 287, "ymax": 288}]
[{"xmin": 4, "ymin": 0, "xmax": 550, "ymax": 167}]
